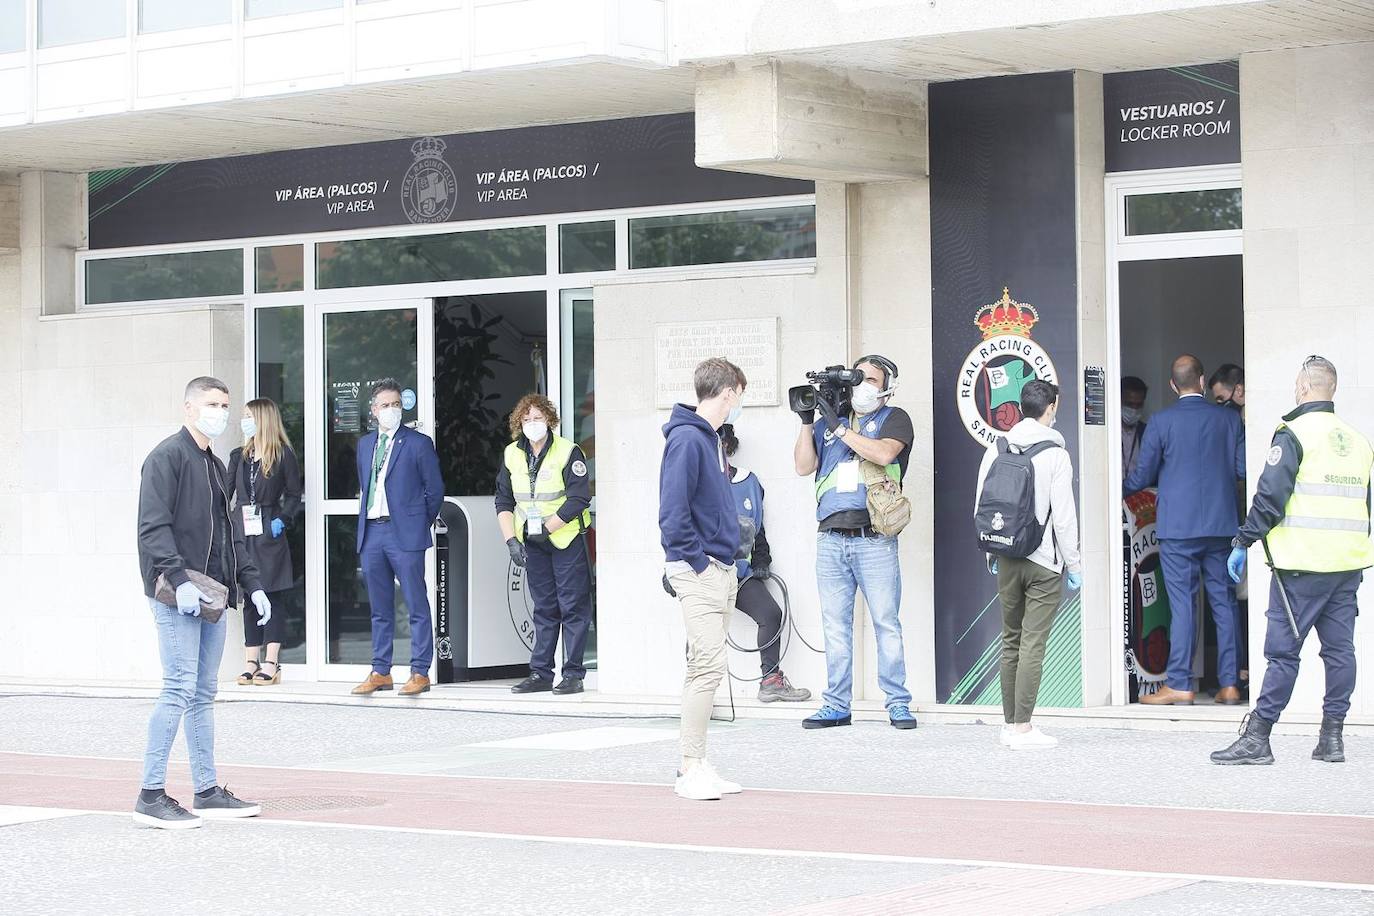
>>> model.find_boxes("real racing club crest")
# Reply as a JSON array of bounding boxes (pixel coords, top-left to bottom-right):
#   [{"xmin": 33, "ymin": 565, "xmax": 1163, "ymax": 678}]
[
  {"xmin": 957, "ymin": 287, "xmax": 1059, "ymax": 446},
  {"xmin": 401, "ymin": 137, "xmax": 458, "ymax": 224}
]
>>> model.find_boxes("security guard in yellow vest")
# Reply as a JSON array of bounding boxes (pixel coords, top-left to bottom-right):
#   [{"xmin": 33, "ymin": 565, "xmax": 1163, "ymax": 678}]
[
  {"xmin": 495, "ymin": 394, "xmax": 593, "ymax": 695},
  {"xmin": 1214, "ymin": 356, "xmax": 1373, "ymax": 765}
]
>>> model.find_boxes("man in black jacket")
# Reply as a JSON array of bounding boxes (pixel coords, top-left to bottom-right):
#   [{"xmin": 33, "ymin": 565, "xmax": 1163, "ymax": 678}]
[{"xmin": 134, "ymin": 377, "xmax": 270, "ymax": 829}]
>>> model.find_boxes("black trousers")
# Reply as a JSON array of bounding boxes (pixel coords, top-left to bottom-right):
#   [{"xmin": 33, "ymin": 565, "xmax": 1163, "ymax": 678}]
[
  {"xmin": 525, "ymin": 534, "xmax": 593, "ymax": 680},
  {"xmin": 241, "ymin": 588, "xmax": 288, "ymax": 647},
  {"xmin": 734, "ymin": 577, "xmax": 783, "ymax": 676}
]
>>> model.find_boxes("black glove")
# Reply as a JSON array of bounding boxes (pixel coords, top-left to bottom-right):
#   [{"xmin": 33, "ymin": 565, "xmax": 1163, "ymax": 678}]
[
  {"xmin": 506, "ymin": 537, "xmax": 527, "ymax": 568},
  {"xmin": 815, "ymin": 396, "xmax": 842, "ymax": 433},
  {"xmin": 795, "ymin": 406, "xmax": 815, "ymax": 426},
  {"xmin": 751, "ymin": 565, "xmax": 771, "ymax": 581},
  {"xmin": 661, "ymin": 573, "xmax": 677, "ymax": 598}
]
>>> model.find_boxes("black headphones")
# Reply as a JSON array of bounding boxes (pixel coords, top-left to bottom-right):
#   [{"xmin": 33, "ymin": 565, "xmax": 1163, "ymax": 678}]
[{"xmin": 853, "ymin": 354, "xmax": 899, "ymax": 397}]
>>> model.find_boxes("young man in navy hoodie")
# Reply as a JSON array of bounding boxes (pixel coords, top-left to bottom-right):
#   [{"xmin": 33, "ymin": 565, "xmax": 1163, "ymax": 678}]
[{"xmin": 660, "ymin": 357, "xmax": 747, "ymax": 801}]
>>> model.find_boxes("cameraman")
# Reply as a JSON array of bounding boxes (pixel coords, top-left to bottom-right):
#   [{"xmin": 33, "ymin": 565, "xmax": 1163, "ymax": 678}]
[{"xmin": 793, "ymin": 356, "xmax": 917, "ymax": 730}]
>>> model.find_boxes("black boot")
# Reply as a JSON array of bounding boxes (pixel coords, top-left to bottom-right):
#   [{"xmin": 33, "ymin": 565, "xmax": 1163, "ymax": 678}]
[
  {"xmin": 1312, "ymin": 717, "xmax": 1345, "ymax": 763},
  {"xmin": 1210, "ymin": 713, "xmax": 1275, "ymax": 765}
]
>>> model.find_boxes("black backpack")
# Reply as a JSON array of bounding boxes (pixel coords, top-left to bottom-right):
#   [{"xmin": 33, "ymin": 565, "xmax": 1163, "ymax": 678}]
[{"xmin": 974, "ymin": 438, "xmax": 1059, "ymax": 559}]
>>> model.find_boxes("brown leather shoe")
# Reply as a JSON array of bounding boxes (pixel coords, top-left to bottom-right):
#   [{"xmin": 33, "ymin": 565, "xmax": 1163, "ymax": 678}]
[
  {"xmin": 398, "ymin": 674, "xmax": 431, "ymax": 696},
  {"xmin": 1214, "ymin": 685, "xmax": 1244, "ymax": 705},
  {"xmin": 351, "ymin": 672, "xmax": 393, "ymax": 696},
  {"xmin": 1140, "ymin": 685, "xmax": 1196, "ymax": 706}
]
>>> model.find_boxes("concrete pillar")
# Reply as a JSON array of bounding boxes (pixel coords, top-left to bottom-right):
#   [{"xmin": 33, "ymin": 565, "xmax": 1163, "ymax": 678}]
[
  {"xmin": 1072, "ymin": 71, "xmax": 1112, "ymax": 706},
  {"xmin": 20, "ymin": 171, "xmax": 84, "ymax": 317},
  {"xmin": 695, "ymin": 60, "xmax": 927, "ymax": 182},
  {"xmin": 1241, "ymin": 41, "xmax": 1374, "ymax": 720},
  {"xmin": 0, "ymin": 173, "xmax": 21, "ymax": 606}
]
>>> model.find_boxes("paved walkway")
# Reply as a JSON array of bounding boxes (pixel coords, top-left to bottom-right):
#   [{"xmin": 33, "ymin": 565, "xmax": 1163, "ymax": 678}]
[{"xmin": 1, "ymin": 694, "xmax": 1372, "ymax": 914}]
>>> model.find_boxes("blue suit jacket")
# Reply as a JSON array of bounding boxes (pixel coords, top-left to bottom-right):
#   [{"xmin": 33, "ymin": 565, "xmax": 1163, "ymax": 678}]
[
  {"xmin": 1124, "ymin": 395, "xmax": 1245, "ymax": 540},
  {"xmin": 355, "ymin": 425, "xmax": 445, "ymax": 553}
]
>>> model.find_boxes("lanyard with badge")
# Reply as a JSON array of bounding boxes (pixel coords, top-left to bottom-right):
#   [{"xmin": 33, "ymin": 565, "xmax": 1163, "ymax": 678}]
[
  {"xmin": 836, "ymin": 415, "xmax": 863, "ymax": 493},
  {"xmin": 242, "ymin": 456, "xmax": 264, "ymax": 537},
  {"xmin": 525, "ymin": 444, "xmax": 546, "ymax": 537}
]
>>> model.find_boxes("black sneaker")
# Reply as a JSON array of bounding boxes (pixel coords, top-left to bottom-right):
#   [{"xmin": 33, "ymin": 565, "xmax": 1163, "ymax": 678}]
[
  {"xmin": 511, "ymin": 675, "xmax": 553, "ymax": 694},
  {"xmin": 191, "ymin": 785, "xmax": 262, "ymax": 819},
  {"xmin": 133, "ymin": 791, "xmax": 203, "ymax": 830},
  {"xmin": 552, "ymin": 677, "xmax": 584, "ymax": 695}
]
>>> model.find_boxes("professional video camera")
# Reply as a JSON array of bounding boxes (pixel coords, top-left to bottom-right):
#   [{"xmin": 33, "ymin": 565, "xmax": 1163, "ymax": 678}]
[{"xmin": 788, "ymin": 365, "xmax": 866, "ymax": 415}]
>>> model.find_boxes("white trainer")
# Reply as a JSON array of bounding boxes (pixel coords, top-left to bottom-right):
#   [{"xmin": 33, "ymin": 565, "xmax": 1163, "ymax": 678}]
[
  {"xmin": 1006, "ymin": 725, "xmax": 1059, "ymax": 750},
  {"xmin": 999, "ymin": 725, "xmax": 1014, "ymax": 747},
  {"xmin": 674, "ymin": 764, "xmax": 722, "ymax": 801},
  {"xmin": 700, "ymin": 759, "xmax": 742, "ymax": 795}
]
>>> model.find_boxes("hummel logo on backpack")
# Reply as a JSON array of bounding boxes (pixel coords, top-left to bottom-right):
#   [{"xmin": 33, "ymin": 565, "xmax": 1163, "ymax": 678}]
[{"xmin": 974, "ymin": 438, "xmax": 1059, "ymax": 558}]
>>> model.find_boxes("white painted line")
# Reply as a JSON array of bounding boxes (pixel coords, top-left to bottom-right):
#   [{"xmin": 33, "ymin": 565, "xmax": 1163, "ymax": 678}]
[
  {"xmin": 0, "ymin": 805, "xmax": 91, "ymax": 826},
  {"xmin": 5, "ymin": 749, "xmax": 1371, "ymax": 822},
  {"xmin": 467, "ymin": 726, "xmax": 678, "ymax": 751}
]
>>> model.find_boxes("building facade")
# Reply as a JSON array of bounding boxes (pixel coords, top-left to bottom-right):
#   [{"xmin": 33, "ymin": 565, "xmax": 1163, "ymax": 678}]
[{"xmin": 1, "ymin": 0, "xmax": 1372, "ymax": 723}]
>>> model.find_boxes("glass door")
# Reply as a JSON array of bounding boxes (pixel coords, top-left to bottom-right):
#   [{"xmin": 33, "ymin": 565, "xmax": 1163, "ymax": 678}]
[{"xmin": 313, "ymin": 299, "xmax": 434, "ymax": 681}]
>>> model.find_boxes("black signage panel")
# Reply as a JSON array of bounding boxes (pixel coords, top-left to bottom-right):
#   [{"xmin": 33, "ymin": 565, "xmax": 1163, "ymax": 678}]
[
  {"xmin": 89, "ymin": 113, "xmax": 812, "ymax": 249},
  {"xmin": 1103, "ymin": 62, "xmax": 1240, "ymax": 172},
  {"xmin": 930, "ymin": 72, "xmax": 1082, "ymax": 705},
  {"xmin": 1084, "ymin": 366, "xmax": 1106, "ymax": 426}
]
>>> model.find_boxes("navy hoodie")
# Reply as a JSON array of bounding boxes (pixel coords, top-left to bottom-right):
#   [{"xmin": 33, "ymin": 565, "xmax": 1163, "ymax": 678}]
[{"xmin": 659, "ymin": 404, "xmax": 739, "ymax": 574}]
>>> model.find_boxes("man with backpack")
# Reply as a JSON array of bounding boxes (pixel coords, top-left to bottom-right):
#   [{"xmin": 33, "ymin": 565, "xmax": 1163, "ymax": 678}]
[{"xmin": 974, "ymin": 380, "xmax": 1082, "ymax": 749}]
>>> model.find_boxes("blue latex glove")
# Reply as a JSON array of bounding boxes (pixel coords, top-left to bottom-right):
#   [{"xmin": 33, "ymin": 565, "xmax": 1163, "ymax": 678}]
[
  {"xmin": 250, "ymin": 589, "xmax": 272, "ymax": 626},
  {"xmin": 174, "ymin": 581, "xmax": 207, "ymax": 617},
  {"xmin": 270, "ymin": 517, "xmax": 285, "ymax": 538},
  {"xmin": 988, "ymin": 557, "xmax": 999, "ymax": 576},
  {"xmin": 1066, "ymin": 571, "xmax": 1082, "ymax": 591},
  {"xmin": 1227, "ymin": 546, "xmax": 1247, "ymax": 583}
]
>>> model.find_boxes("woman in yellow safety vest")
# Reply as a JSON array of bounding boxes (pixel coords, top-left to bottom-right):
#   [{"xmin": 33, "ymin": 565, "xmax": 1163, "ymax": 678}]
[{"xmin": 495, "ymin": 393, "xmax": 594, "ymax": 696}]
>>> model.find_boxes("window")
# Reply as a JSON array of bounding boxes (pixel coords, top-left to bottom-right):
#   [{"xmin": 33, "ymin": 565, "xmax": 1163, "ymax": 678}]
[
  {"xmin": 245, "ymin": 0, "xmax": 342, "ymax": 18},
  {"xmin": 629, "ymin": 205, "xmax": 816, "ymax": 269},
  {"xmin": 85, "ymin": 249, "xmax": 244, "ymax": 305},
  {"xmin": 256, "ymin": 244, "xmax": 305, "ymax": 292},
  {"xmin": 0, "ymin": 0, "xmax": 25, "ymax": 53},
  {"xmin": 1124, "ymin": 188, "xmax": 1242, "ymax": 236},
  {"xmin": 559, "ymin": 221, "xmax": 615, "ymax": 273},
  {"xmin": 140, "ymin": 0, "xmax": 232, "ymax": 33},
  {"xmin": 315, "ymin": 227, "xmax": 546, "ymax": 289},
  {"xmin": 39, "ymin": 0, "xmax": 124, "ymax": 47}
]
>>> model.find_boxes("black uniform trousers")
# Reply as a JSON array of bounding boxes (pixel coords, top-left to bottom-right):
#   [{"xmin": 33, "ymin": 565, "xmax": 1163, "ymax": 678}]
[
  {"xmin": 1254, "ymin": 569, "xmax": 1360, "ymax": 723},
  {"xmin": 525, "ymin": 532, "xmax": 592, "ymax": 681},
  {"xmin": 734, "ymin": 577, "xmax": 783, "ymax": 677}
]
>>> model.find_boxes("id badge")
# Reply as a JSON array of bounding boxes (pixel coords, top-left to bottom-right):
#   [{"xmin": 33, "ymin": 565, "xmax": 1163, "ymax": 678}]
[
  {"xmin": 837, "ymin": 460, "xmax": 860, "ymax": 494},
  {"xmin": 242, "ymin": 505, "xmax": 263, "ymax": 537},
  {"xmin": 526, "ymin": 513, "xmax": 544, "ymax": 537}
]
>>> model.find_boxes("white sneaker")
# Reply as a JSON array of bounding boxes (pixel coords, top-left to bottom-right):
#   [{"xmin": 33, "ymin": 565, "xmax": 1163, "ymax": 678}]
[
  {"xmin": 1006, "ymin": 725, "xmax": 1058, "ymax": 750},
  {"xmin": 999, "ymin": 725, "xmax": 1015, "ymax": 747},
  {"xmin": 700, "ymin": 759, "xmax": 742, "ymax": 795},
  {"xmin": 674, "ymin": 764, "xmax": 722, "ymax": 801}
]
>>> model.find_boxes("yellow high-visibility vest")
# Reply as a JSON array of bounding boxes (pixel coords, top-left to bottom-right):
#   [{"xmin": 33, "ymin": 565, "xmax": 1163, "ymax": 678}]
[
  {"xmin": 504, "ymin": 436, "xmax": 590, "ymax": 550},
  {"xmin": 1267, "ymin": 411, "xmax": 1374, "ymax": 572}
]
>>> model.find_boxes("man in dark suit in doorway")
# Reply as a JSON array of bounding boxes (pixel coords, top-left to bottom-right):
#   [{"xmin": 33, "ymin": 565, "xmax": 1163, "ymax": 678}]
[
  {"xmin": 351, "ymin": 378, "xmax": 446, "ymax": 698},
  {"xmin": 1125, "ymin": 355, "xmax": 1246, "ymax": 705}
]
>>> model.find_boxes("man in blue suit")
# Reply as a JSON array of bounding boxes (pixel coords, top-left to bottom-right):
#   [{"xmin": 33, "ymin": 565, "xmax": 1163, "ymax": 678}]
[
  {"xmin": 350, "ymin": 378, "xmax": 446, "ymax": 698},
  {"xmin": 1125, "ymin": 355, "xmax": 1245, "ymax": 705}
]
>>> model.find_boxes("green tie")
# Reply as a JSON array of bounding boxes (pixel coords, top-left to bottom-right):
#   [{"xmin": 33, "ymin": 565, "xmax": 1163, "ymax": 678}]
[{"xmin": 366, "ymin": 433, "xmax": 389, "ymax": 512}]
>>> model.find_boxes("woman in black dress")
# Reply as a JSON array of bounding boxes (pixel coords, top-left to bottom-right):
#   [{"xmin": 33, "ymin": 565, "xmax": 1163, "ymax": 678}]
[{"xmin": 229, "ymin": 398, "xmax": 302, "ymax": 685}]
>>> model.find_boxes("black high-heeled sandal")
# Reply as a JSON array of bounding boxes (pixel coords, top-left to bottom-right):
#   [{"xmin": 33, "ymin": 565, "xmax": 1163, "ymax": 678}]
[
  {"xmin": 253, "ymin": 660, "xmax": 281, "ymax": 685},
  {"xmin": 237, "ymin": 661, "xmax": 261, "ymax": 686}
]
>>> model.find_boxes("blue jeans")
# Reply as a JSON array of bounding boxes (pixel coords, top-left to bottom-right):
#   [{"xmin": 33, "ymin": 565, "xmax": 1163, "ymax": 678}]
[
  {"xmin": 141, "ymin": 598, "xmax": 225, "ymax": 792},
  {"xmin": 816, "ymin": 531, "xmax": 910, "ymax": 710}
]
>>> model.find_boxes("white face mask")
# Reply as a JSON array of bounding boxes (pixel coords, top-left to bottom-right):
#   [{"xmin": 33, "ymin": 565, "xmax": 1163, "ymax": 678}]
[
  {"xmin": 1121, "ymin": 406, "xmax": 1142, "ymax": 427},
  {"xmin": 241, "ymin": 416, "xmax": 258, "ymax": 439},
  {"xmin": 195, "ymin": 406, "xmax": 229, "ymax": 439},
  {"xmin": 850, "ymin": 382, "xmax": 882, "ymax": 415},
  {"xmin": 377, "ymin": 406, "xmax": 402, "ymax": 432},
  {"xmin": 522, "ymin": 420, "xmax": 549, "ymax": 443}
]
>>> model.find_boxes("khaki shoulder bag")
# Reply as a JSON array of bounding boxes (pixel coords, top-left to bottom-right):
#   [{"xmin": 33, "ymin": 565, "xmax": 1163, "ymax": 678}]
[{"xmin": 860, "ymin": 458, "xmax": 911, "ymax": 537}]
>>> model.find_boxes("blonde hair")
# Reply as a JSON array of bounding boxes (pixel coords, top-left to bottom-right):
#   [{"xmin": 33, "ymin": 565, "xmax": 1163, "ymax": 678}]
[
  {"xmin": 508, "ymin": 393, "xmax": 559, "ymax": 441},
  {"xmin": 244, "ymin": 398, "xmax": 291, "ymax": 477}
]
